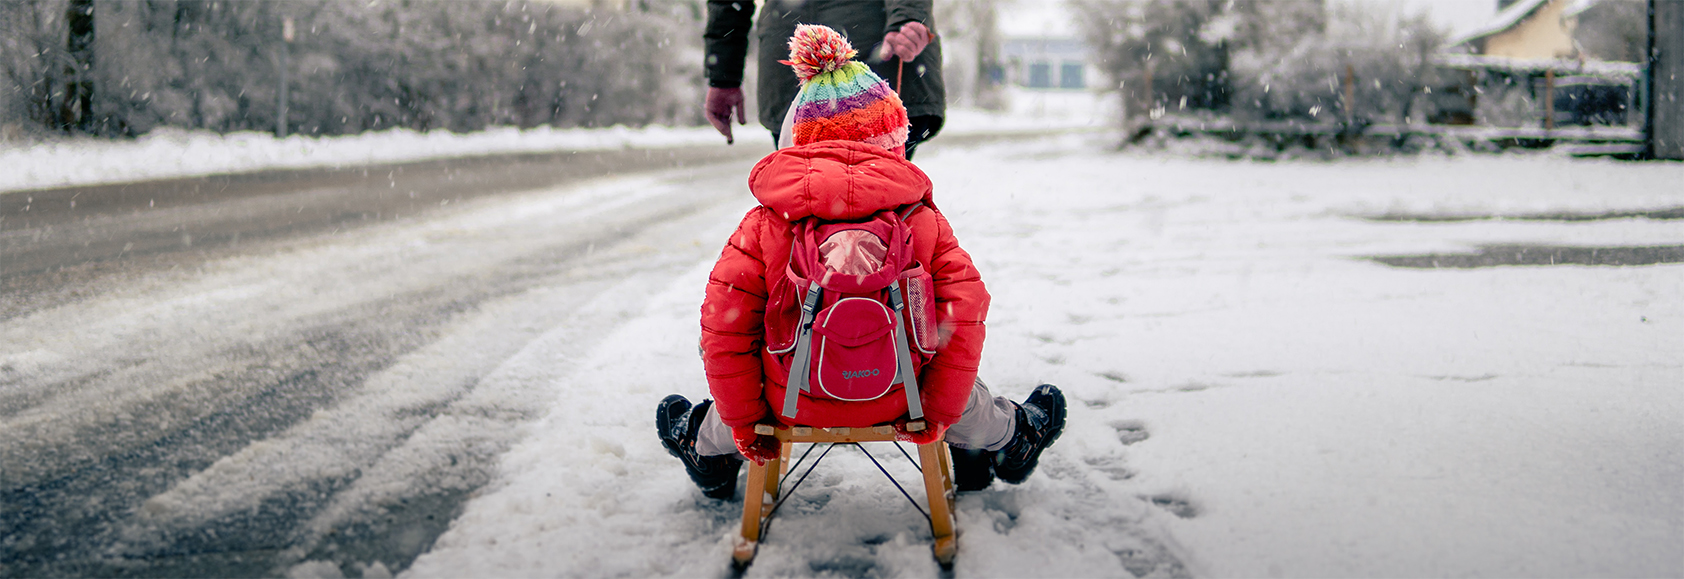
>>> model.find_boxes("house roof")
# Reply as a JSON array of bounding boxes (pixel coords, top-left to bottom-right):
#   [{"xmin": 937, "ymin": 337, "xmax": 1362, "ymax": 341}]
[{"xmin": 1448, "ymin": 0, "xmax": 1555, "ymax": 49}]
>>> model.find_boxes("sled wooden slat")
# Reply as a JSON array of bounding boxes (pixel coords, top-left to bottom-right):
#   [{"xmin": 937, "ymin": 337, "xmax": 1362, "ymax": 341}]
[{"xmin": 732, "ymin": 424, "xmax": 957, "ymax": 569}]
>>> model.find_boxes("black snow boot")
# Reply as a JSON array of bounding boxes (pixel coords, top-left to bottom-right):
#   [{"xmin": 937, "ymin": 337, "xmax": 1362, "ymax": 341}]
[
  {"xmin": 950, "ymin": 447, "xmax": 996, "ymax": 492},
  {"xmin": 656, "ymin": 395, "xmax": 742, "ymax": 500},
  {"xmin": 993, "ymin": 384, "xmax": 1067, "ymax": 485}
]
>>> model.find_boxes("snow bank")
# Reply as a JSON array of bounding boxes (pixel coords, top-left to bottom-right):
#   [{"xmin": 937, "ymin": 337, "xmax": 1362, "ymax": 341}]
[
  {"xmin": 0, "ymin": 88, "xmax": 1113, "ymax": 195},
  {"xmin": 0, "ymin": 124, "xmax": 723, "ymax": 194}
]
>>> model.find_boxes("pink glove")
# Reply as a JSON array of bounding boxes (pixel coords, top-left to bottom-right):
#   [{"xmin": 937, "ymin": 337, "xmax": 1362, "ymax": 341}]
[
  {"xmin": 877, "ymin": 21, "xmax": 931, "ymax": 62},
  {"xmin": 894, "ymin": 418, "xmax": 948, "ymax": 446},
  {"xmin": 704, "ymin": 87, "xmax": 746, "ymax": 144},
  {"xmin": 732, "ymin": 424, "xmax": 781, "ymax": 464}
]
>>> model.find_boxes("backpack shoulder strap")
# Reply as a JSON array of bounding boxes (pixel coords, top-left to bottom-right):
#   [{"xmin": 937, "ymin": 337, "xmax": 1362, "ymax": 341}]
[
  {"xmin": 888, "ymin": 283, "xmax": 924, "ymax": 421},
  {"xmin": 898, "ymin": 202, "xmax": 926, "ymax": 221},
  {"xmin": 891, "ymin": 203, "xmax": 927, "ymax": 420},
  {"xmin": 781, "ymin": 282, "xmax": 824, "ymax": 419}
]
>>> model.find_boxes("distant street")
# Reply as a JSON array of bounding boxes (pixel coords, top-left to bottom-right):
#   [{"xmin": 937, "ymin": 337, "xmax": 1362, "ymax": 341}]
[{"xmin": 1, "ymin": 145, "xmax": 762, "ymax": 319}]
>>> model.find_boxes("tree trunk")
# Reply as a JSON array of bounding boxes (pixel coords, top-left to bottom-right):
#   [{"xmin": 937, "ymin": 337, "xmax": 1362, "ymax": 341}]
[
  {"xmin": 1648, "ymin": 0, "xmax": 1684, "ymax": 159},
  {"xmin": 60, "ymin": 0, "xmax": 94, "ymax": 132}
]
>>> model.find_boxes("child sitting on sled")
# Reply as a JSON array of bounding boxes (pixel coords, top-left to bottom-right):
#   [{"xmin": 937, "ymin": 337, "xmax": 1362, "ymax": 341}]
[{"xmin": 657, "ymin": 25, "xmax": 1065, "ymax": 499}]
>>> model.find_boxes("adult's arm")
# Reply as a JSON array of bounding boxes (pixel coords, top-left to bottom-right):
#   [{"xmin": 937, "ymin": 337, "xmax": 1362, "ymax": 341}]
[
  {"xmin": 883, "ymin": 0, "xmax": 933, "ymax": 36},
  {"xmin": 703, "ymin": 0, "xmax": 756, "ymax": 88}
]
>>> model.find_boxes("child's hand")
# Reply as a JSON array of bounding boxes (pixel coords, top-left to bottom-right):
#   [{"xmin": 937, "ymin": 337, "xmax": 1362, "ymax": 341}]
[
  {"xmin": 732, "ymin": 424, "xmax": 781, "ymax": 464},
  {"xmin": 894, "ymin": 418, "xmax": 948, "ymax": 445}
]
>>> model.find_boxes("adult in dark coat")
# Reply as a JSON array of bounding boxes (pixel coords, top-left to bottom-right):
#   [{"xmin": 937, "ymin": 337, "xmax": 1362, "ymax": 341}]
[{"xmin": 703, "ymin": 0, "xmax": 946, "ymax": 159}]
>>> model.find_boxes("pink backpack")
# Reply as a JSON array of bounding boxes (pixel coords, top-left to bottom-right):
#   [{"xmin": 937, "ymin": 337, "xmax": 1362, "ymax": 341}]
[{"xmin": 764, "ymin": 204, "xmax": 939, "ymax": 422}]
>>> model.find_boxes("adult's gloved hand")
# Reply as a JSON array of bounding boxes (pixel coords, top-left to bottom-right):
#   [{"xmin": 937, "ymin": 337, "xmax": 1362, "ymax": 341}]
[
  {"xmin": 704, "ymin": 87, "xmax": 746, "ymax": 144},
  {"xmin": 732, "ymin": 424, "xmax": 780, "ymax": 464},
  {"xmin": 894, "ymin": 417, "xmax": 948, "ymax": 446},
  {"xmin": 877, "ymin": 21, "xmax": 931, "ymax": 63}
]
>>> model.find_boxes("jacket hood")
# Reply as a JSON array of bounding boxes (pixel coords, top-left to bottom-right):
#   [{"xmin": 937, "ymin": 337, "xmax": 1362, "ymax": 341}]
[{"xmin": 748, "ymin": 140, "xmax": 932, "ymax": 222}]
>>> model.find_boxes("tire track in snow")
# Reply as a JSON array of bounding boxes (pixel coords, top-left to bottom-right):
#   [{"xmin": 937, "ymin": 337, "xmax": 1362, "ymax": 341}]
[{"xmin": 400, "ymin": 257, "xmax": 760, "ymax": 579}]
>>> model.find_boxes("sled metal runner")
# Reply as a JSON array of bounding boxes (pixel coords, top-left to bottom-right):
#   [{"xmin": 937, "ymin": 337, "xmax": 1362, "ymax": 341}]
[{"xmin": 732, "ymin": 423, "xmax": 958, "ymax": 569}]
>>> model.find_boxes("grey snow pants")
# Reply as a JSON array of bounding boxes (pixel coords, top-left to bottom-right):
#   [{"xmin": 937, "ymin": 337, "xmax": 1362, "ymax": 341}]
[{"xmin": 695, "ymin": 377, "xmax": 1017, "ymax": 456}]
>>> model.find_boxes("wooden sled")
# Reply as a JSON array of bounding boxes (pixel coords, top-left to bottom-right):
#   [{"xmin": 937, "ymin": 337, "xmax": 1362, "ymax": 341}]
[{"xmin": 732, "ymin": 422, "xmax": 957, "ymax": 569}]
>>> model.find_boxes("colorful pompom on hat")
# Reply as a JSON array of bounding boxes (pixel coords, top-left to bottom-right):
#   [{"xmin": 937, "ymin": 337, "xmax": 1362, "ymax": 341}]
[{"xmin": 779, "ymin": 24, "xmax": 909, "ymax": 157}]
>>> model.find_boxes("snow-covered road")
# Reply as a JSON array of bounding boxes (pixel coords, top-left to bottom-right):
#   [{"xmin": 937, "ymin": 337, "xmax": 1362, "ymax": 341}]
[
  {"xmin": 1, "ymin": 157, "xmax": 761, "ymax": 577},
  {"xmin": 4, "ymin": 129, "xmax": 1680, "ymax": 578}
]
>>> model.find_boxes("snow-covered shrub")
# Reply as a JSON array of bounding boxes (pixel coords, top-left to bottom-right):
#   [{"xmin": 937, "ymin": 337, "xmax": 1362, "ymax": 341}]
[
  {"xmin": 1072, "ymin": 0, "xmax": 1255, "ymax": 113},
  {"xmin": 1074, "ymin": 0, "xmax": 1445, "ymax": 126},
  {"xmin": 0, "ymin": 0, "xmax": 705, "ymax": 137},
  {"xmin": 1227, "ymin": 1, "xmax": 1446, "ymax": 125},
  {"xmin": 1476, "ymin": 85, "xmax": 1542, "ymax": 128}
]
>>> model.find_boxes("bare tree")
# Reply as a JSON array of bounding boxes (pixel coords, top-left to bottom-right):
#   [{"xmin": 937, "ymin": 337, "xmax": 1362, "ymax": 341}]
[
  {"xmin": 1, "ymin": 1, "xmax": 69, "ymax": 135},
  {"xmin": 1075, "ymin": 0, "xmax": 1442, "ymax": 124},
  {"xmin": 59, "ymin": 0, "xmax": 92, "ymax": 131},
  {"xmin": 937, "ymin": 0, "xmax": 1006, "ymax": 111}
]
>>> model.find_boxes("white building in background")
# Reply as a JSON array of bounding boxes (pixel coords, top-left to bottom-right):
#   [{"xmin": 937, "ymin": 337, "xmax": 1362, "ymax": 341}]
[
  {"xmin": 993, "ymin": 0, "xmax": 1098, "ymax": 91},
  {"xmin": 983, "ymin": 0, "xmax": 1114, "ymax": 124}
]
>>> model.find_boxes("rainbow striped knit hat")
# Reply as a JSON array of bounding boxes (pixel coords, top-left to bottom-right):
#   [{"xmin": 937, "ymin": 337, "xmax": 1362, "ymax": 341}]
[{"xmin": 780, "ymin": 24, "xmax": 909, "ymax": 157}]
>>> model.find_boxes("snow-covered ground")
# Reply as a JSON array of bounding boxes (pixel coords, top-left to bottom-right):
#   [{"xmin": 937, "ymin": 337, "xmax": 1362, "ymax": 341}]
[
  {"xmin": 398, "ymin": 140, "xmax": 1680, "ymax": 577},
  {"xmin": 7, "ymin": 92, "xmax": 1679, "ymax": 577}
]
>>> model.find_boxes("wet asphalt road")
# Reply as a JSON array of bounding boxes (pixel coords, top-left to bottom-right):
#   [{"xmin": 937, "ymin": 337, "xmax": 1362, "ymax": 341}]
[{"xmin": 1, "ymin": 145, "xmax": 760, "ymax": 320}]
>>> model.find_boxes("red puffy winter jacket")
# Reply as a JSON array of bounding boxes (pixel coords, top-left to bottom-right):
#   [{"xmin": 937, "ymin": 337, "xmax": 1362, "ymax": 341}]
[{"xmin": 701, "ymin": 140, "xmax": 989, "ymax": 429}]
